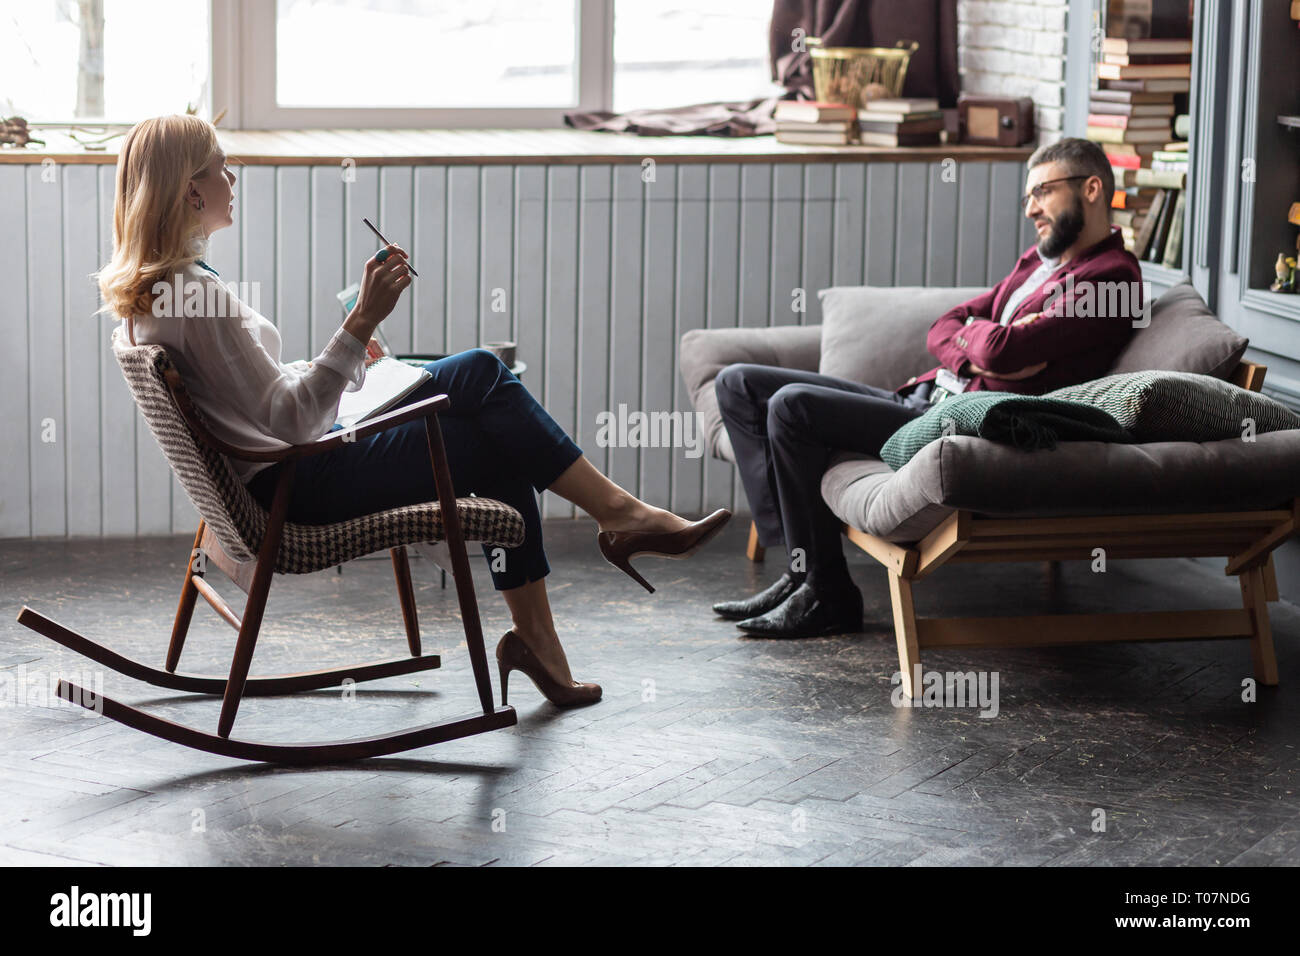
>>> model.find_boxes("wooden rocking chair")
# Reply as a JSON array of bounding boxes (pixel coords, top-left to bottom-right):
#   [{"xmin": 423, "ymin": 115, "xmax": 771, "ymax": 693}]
[{"xmin": 15, "ymin": 326, "xmax": 521, "ymax": 763}]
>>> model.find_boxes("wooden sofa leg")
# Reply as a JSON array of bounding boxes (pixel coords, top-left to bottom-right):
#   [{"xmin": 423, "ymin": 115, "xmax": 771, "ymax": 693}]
[
  {"xmin": 746, "ymin": 521, "xmax": 765, "ymax": 562},
  {"xmin": 1262, "ymin": 555, "xmax": 1280, "ymax": 602},
  {"xmin": 1241, "ymin": 566, "xmax": 1279, "ymax": 686},
  {"xmin": 888, "ymin": 571, "xmax": 921, "ymax": 698}
]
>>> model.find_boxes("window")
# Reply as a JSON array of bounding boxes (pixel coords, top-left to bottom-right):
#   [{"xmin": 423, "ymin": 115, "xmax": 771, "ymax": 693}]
[
  {"xmin": 612, "ymin": 2, "xmax": 778, "ymax": 113},
  {"xmin": 1, "ymin": 0, "xmax": 209, "ymax": 123},
  {"xmin": 274, "ymin": 0, "xmax": 579, "ymax": 109},
  {"xmin": 4, "ymin": 0, "xmax": 780, "ymax": 129},
  {"xmin": 228, "ymin": 0, "xmax": 779, "ymax": 128}
]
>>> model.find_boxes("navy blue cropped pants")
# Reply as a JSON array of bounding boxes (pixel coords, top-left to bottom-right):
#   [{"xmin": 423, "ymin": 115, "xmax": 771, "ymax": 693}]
[{"xmin": 246, "ymin": 348, "xmax": 584, "ymax": 590}]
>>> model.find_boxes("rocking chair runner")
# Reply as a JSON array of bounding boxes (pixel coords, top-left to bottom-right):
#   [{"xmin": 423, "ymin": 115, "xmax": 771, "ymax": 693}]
[{"xmin": 15, "ymin": 325, "xmax": 524, "ymax": 763}]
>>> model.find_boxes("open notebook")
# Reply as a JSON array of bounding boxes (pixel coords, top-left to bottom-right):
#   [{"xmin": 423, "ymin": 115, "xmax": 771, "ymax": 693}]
[{"xmin": 334, "ymin": 322, "xmax": 431, "ymax": 430}]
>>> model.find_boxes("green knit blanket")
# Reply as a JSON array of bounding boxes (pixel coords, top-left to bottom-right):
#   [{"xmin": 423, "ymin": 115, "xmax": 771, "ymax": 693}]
[{"xmin": 880, "ymin": 392, "xmax": 1134, "ymax": 470}]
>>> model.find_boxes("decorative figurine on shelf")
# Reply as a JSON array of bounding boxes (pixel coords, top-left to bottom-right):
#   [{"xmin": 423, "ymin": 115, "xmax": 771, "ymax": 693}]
[{"xmin": 1270, "ymin": 253, "xmax": 1297, "ymax": 293}]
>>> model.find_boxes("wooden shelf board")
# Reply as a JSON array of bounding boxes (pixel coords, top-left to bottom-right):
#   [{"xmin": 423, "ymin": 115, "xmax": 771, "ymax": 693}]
[{"xmin": 0, "ymin": 127, "xmax": 1035, "ymax": 166}]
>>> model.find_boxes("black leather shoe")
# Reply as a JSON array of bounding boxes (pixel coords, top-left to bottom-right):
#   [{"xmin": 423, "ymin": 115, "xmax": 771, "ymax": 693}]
[
  {"xmin": 712, "ymin": 572, "xmax": 801, "ymax": 621},
  {"xmin": 736, "ymin": 582, "xmax": 863, "ymax": 638}
]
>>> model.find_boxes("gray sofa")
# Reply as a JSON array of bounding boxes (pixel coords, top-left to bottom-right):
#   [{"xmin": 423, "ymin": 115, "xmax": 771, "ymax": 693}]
[
  {"xmin": 679, "ymin": 281, "xmax": 1300, "ymax": 695},
  {"xmin": 681, "ymin": 282, "xmax": 1300, "ymax": 544}
]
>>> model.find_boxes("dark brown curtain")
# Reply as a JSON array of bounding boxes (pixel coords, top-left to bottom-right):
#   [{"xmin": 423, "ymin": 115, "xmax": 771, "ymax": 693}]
[{"xmin": 565, "ymin": 0, "xmax": 958, "ymax": 136}]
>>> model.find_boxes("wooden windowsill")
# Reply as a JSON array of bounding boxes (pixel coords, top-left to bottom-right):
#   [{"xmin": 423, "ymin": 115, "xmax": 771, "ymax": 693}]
[{"xmin": 0, "ymin": 128, "xmax": 1036, "ymax": 166}]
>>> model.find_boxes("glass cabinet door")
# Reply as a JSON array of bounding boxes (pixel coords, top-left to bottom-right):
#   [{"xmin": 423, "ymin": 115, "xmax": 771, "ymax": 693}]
[{"xmin": 1215, "ymin": 0, "xmax": 1300, "ymax": 408}]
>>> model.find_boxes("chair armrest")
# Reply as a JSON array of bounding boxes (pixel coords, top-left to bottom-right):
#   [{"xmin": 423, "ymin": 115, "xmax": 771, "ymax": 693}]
[
  {"xmin": 161, "ymin": 365, "xmax": 449, "ymax": 463},
  {"xmin": 679, "ymin": 324, "xmax": 823, "ymax": 462},
  {"xmin": 1230, "ymin": 360, "xmax": 1267, "ymax": 392},
  {"xmin": 296, "ymin": 395, "xmax": 451, "ymax": 459}
]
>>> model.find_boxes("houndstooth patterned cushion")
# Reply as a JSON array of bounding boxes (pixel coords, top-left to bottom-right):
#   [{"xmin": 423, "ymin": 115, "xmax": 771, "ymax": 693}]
[
  {"xmin": 1047, "ymin": 370, "xmax": 1300, "ymax": 443},
  {"xmin": 111, "ymin": 326, "xmax": 525, "ymax": 575}
]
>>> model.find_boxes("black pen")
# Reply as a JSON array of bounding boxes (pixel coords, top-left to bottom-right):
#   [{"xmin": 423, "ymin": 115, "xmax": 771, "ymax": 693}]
[{"xmin": 362, "ymin": 217, "xmax": 419, "ymax": 277}]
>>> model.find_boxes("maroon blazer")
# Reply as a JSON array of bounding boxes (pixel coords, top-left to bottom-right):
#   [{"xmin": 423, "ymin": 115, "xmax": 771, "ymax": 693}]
[{"xmin": 899, "ymin": 227, "xmax": 1144, "ymax": 396}]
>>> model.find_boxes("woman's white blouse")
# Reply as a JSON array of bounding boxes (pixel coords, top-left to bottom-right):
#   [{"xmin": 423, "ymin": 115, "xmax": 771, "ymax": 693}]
[{"xmin": 122, "ymin": 260, "xmax": 368, "ymax": 484}]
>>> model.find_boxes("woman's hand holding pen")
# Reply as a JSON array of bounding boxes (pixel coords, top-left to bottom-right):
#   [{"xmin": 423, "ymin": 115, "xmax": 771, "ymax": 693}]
[{"xmin": 345, "ymin": 243, "xmax": 411, "ymax": 339}]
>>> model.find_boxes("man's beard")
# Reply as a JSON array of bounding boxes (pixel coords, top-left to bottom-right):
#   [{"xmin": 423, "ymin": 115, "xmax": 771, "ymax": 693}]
[{"xmin": 1037, "ymin": 193, "xmax": 1085, "ymax": 259}]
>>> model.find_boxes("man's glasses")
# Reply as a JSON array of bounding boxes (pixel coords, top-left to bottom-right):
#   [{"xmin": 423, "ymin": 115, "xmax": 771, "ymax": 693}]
[{"xmin": 1020, "ymin": 175, "xmax": 1089, "ymax": 210}]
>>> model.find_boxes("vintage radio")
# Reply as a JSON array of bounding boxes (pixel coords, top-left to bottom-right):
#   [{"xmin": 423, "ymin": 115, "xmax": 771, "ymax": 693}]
[{"xmin": 958, "ymin": 95, "xmax": 1036, "ymax": 146}]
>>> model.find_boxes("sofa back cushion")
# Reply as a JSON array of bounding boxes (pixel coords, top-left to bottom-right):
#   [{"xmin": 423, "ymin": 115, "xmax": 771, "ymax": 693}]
[
  {"xmin": 1109, "ymin": 279, "xmax": 1248, "ymax": 379},
  {"xmin": 818, "ymin": 286, "xmax": 985, "ymax": 388}
]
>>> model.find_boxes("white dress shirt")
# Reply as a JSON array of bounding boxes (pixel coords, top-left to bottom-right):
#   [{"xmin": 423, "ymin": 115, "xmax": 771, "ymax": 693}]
[
  {"xmin": 121, "ymin": 259, "xmax": 369, "ymax": 484},
  {"xmin": 997, "ymin": 248, "xmax": 1061, "ymax": 326}
]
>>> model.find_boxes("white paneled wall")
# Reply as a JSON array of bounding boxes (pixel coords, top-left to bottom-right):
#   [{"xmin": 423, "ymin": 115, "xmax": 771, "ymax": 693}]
[{"xmin": 0, "ymin": 159, "xmax": 1034, "ymax": 539}]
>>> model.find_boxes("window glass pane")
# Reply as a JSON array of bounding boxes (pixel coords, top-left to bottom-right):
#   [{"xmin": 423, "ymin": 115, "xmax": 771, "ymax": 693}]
[
  {"xmin": 613, "ymin": 1, "xmax": 779, "ymax": 112},
  {"xmin": 0, "ymin": 0, "xmax": 209, "ymax": 123},
  {"xmin": 276, "ymin": 0, "xmax": 577, "ymax": 108}
]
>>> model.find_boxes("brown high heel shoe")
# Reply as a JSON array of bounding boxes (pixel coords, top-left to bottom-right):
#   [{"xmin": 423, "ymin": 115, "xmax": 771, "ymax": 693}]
[
  {"xmin": 597, "ymin": 508, "xmax": 732, "ymax": 593},
  {"xmin": 496, "ymin": 630, "xmax": 602, "ymax": 708}
]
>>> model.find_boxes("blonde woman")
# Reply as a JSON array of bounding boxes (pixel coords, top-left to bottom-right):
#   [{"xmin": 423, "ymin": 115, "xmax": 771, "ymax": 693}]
[{"xmin": 96, "ymin": 115, "xmax": 730, "ymax": 708}]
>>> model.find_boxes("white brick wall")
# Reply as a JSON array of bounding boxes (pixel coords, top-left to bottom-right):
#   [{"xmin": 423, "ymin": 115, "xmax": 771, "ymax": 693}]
[{"xmin": 957, "ymin": 0, "xmax": 1069, "ymax": 147}]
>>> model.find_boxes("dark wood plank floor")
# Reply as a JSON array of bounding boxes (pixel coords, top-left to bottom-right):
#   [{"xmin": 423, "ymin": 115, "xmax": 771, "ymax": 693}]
[{"xmin": 2, "ymin": 519, "xmax": 1298, "ymax": 866}]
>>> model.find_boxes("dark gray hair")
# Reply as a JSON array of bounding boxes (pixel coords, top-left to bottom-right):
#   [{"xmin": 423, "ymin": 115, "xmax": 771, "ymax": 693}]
[{"xmin": 1027, "ymin": 137, "xmax": 1115, "ymax": 209}]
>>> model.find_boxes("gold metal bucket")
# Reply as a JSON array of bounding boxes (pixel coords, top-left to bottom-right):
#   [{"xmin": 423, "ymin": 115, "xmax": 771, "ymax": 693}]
[{"xmin": 806, "ymin": 38, "xmax": 920, "ymax": 107}]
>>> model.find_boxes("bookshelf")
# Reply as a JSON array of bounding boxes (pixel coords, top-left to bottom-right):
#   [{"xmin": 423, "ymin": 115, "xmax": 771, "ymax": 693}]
[
  {"xmin": 1216, "ymin": 0, "xmax": 1300, "ymax": 406},
  {"xmin": 1066, "ymin": 0, "xmax": 1300, "ymax": 407},
  {"xmin": 1084, "ymin": 2, "xmax": 1195, "ymax": 275}
]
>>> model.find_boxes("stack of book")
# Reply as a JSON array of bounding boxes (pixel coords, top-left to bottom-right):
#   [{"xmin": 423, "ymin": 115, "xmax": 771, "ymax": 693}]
[
  {"xmin": 1086, "ymin": 35, "xmax": 1192, "ymax": 265},
  {"xmin": 773, "ymin": 101, "xmax": 857, "ymax": 146},
  {"xmin": 1130, "ymin": 152, "xmax": 1188, "ymax": 268},
  {"xmin": 855, "ymin": 98, "xmax": 943, "ymax": 147}
]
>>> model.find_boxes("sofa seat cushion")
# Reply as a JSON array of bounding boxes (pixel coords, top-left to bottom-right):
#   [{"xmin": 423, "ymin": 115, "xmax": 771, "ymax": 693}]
[
  {"xmin": 822, "ymin": 429, "xmax": 1300, "ymax": 544},
  {"xmin": 1047, "ymin": 370, "xmax": 1300, "ymax": 442}
]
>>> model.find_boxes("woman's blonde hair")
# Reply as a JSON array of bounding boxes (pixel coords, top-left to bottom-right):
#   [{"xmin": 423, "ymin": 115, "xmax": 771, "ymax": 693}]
[{"xmin": 94, "ymin": 114, "xmax": 221, "ymax": 322}]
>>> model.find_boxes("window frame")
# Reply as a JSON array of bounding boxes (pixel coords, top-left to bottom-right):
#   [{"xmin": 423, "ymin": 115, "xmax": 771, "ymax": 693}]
[{"xmin": 211, "ymin": 0, "xmax": 614, "ymax": 129}]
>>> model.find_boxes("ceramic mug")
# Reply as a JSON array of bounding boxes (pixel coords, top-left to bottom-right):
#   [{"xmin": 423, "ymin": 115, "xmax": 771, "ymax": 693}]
[{"xmin": 482, "ymin": 341, "xmax": 517, "ymax": 367}]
